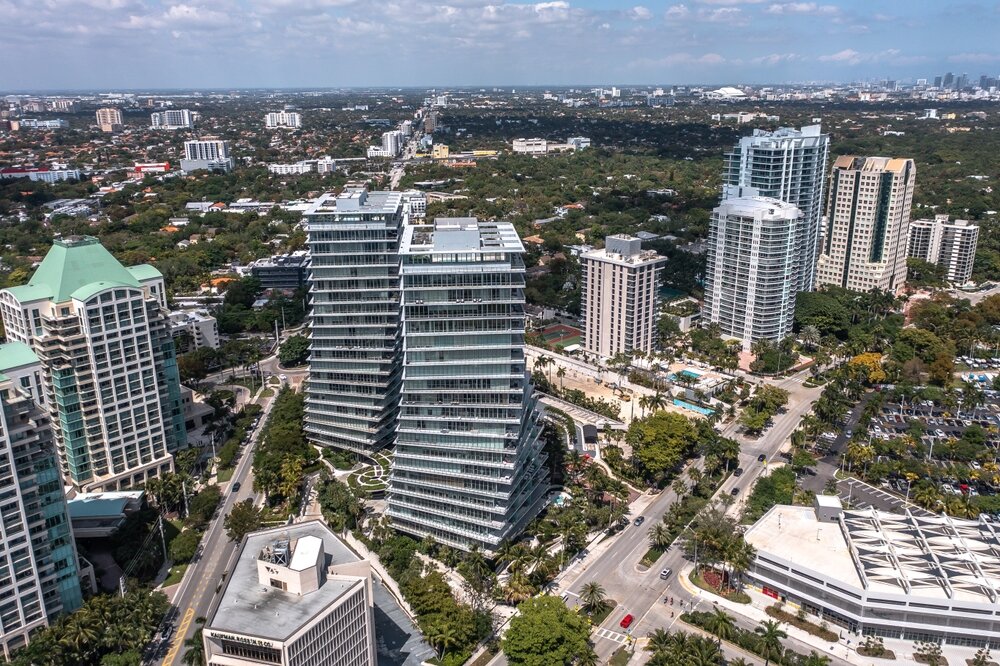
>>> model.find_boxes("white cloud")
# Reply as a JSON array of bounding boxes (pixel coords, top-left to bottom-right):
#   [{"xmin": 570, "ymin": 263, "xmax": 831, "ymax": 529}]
[
  {"xmin": 765, "ymin": 2, "xmax": 838, "ymax": 15},
  {"xmin": 632, "ymin": 52, "xmax": 727, "ymax": 67},
  {"xmin": 665, "ymin": 4, "xmax": 690, "ymax": 19},
  {"xmin": 697, "ymin": 0, "xmax": 764, "ymax": 4},
  {"xmin": 947, "ymin": 52, "xmax": 1000, "ymax": 63},
  {"xmin": 750, "ymin": 52, "xmax": 800, "ymax": 65},
  {"xmin": 627, "ymin": 5, "xmax": 652, "ymax": 20},
  {"xmin": 701, "ymin": 6, "xmax": 744, "ymax": 22},
  {"xmin": 818, "ymin": 48, "xmax": 928, "ymax": 66}
]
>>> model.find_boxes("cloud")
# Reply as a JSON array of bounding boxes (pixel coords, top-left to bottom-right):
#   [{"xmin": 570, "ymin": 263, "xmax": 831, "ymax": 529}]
[
  {"xmin": 626, "ymin": 5, "xmax": 652, "ymax": 20},
  {"xmin": 765, "ymin": 2, "xmax": 838, "ymax": 15},
  {"xmin": 818, "ymin": 48, "xmax": 929, "ymax": 66},
  {"xmin": 947, "ymin": 52, "xmax": 1000, "ymax": 63},
  {"xmin": 696, "ymin": 0, "xmax": 764, "ymax": 4},
  {"xmin": 665, "ymin": 4, "xmax": 690, "ymax": 18},
  {"xmin": 632, "ymin": 52, "xmax": 728, "ymax": 67},
  {"xmin": 700, "ymin": 6, "xmax": 745, "ymax": 22},
  {"xmin": 750, "ymin": 52, "xmax": 801, "ymax": 65}
]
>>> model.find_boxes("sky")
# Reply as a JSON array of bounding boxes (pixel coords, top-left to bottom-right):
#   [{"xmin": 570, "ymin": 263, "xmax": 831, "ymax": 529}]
[{"xmin": 2, "ymin": 0, "xmax": 999, "ymax": 90}]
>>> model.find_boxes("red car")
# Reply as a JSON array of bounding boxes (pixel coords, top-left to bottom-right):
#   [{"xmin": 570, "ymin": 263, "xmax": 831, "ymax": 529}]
[{"xmin": 619, "ymin": 614, "xmax": 634, "ymax": 629}]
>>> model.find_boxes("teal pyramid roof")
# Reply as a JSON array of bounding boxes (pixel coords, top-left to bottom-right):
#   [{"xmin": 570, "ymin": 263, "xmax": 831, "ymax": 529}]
[{"xmin": 23, "ymin": 236, "xmax": 144, "ymax": 303}]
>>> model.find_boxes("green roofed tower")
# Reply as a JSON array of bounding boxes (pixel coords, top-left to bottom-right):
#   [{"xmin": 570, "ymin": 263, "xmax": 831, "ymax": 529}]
[{"xmin": 0, "ymin": 236, "xmax": 185, "ymax": 492}]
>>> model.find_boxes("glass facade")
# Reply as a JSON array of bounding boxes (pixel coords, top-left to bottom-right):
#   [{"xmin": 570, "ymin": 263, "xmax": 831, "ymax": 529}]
[{"xmin": 387, "ymin": 219, "xmax": 549, "ymax": 553}]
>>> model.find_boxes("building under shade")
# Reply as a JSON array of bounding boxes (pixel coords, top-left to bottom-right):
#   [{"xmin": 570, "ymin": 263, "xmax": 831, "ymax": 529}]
[
  {"xmin": 387, "ymin": 217, "xmax": 548, "ymax": 553},
  {"xmin": 744, "ymin": 497, "xmax": 1000, "ymax": 649}
]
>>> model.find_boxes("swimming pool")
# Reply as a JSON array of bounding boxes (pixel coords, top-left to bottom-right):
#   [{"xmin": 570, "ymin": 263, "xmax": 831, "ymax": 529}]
[{"xmin": 673, "ymin": 398, "xmax": 714, "ymax": 416}]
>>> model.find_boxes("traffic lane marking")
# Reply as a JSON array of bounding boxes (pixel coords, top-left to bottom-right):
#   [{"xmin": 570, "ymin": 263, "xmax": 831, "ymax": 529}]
[{"xmin": 163, "ymin": 606, "xmax": 195, "ymax": 666}]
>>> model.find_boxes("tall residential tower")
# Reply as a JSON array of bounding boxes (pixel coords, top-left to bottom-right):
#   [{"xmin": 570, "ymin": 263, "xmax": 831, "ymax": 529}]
[
  {"xmin": 907, "ymin": 215, "xmax": 980, "ymax": 284},
  {"xmin": 816, "ymin": 156, "xmax": 916, "ymax": 293},
  {"xmin": 303, "ymin": 190, "xmax": 403, "ymax": 456},
  {"xmin": 722, "ymin": 125, "xmax": 829, "ymax": 292},
  {"xmin": 0, "ymin": 236, "xmax": 186, "ymax": 492},
  {"xmin": 387, "ymin": 218, "xmax": 548, "ymax": 553}
]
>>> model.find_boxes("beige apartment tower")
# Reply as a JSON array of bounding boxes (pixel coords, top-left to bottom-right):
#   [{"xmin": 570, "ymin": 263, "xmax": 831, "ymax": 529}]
[
  {"xmin": 908, "ymin": 214, "xmax": 980, "ymax": 284},
  {"xmin": 580, "ymin": 235, "xmax": 666, "ymax": 359},
  {"xmin": 95, "ymin": 107, "xmax": 122, "ymax": 133},
  {"xmin": 816, "ymin": 156, "xmax": 916, "ymax": 293}
]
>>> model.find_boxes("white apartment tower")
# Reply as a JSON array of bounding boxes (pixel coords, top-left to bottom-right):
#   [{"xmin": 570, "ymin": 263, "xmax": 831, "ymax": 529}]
[
  {"xmin": 303, "ymin": 190, "xmax": 403, "ymax": 456},
  {"xmin": 387, "ymin": 218, "xmax": 548, "ymax": 553},
  {"xmin": 580, "ymin": 235, "xmax": 667, "ymax": 359},
  {"xmin": 0, "ymin": 345, "xmax": 82, "ymax": 659},
  {"xmin": 722, "ymin": 125, "xmax": 829, "ymax": 293},
  {"xmin": 95, "ymin": 107, "xmax": 122, "ymax": 133},
  {"xmin": 0, "ymin": 236, "xmax": 187, "ymax": 492},
  {"xmin": 704, "ymin": 197, "xmax": 802, "ymax": 349},
  {"xmin": 908, "ymin": 214, "xmax": 980, "ymax": 284},
  {"xmin": 265, "ymin": 111, "xmax": 302, "ymax": 129},
  {"xmin": 180, "ymin": 138, "xmax": 233, "ymax": 173},
  {"xmin": 151, "ymin": 109, "xmax": 195, "ymax": 129},
  {"xmin": 816, "ymin": 156, "xmax": 916, "ymax": 293}
]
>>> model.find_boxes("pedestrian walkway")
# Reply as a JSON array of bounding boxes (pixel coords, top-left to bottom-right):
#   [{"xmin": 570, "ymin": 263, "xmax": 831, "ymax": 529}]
[{"xmin": 594, "ymin": 627, "xmax": 629, "ymax": 644}]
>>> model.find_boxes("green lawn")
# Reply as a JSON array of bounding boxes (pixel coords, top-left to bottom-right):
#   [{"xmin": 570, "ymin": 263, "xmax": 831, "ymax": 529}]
[
  {"xmin": 260, "ymin": 388, "xmax": 274, "ymax": 398},
  {"xmin": 217, "ymin": 468, "xmax": 234, "ymax": 483},
  {"xmin": 609, "ymin": 646, "xmax": 632, "ymax": 666},
  {"xmin": 163, "ymin": 563, "xmax": 188, "ymax": 587},
  {"xmin": 588, "ymin": 600, "xmax": 618, "ymax": 626}
]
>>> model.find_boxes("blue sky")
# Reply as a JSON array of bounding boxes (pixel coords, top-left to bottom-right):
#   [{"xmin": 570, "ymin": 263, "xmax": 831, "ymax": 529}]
[{"xmin": 2, "ymin": 0, "xmax": 999, "ymax": 90}]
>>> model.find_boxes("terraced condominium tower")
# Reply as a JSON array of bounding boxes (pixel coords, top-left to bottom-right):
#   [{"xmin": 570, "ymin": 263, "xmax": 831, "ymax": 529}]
[
  {"xmin": 0, "ymin": 345, "xmax": 82, "ymax": 659},
  {"xmin": 723, "ymin": 125, "xmax": 830, "ymax": 292},
  {"xmin": 303, "ymin": 189, "xmax": 403, "ymax": 455},
  {"xmin": 387, "ymin": 218, "xmax": 548, "ymax": 553},
  {"xmin": 0, "ymin": 236, "xmax": 185, "ymax": 492}
]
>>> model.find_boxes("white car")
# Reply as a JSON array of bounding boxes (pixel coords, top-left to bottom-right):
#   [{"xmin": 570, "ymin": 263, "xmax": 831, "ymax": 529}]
[{"xmin": 279, "ymin": 374, "xmax": 288, "ymax": 381}]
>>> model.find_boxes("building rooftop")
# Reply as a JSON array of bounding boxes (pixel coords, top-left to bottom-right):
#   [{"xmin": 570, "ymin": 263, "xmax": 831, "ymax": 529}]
[
  {"xmin": 716, "ymin": 196, "xmax": 802, "ymax": 219},
  {"xmin": 66, "ymin": 490, "xmax": 144, "ymax": 519},
  {"xmin": 746, "ymin": 504, "xmax": 1000, "ymax": 605},
  {"xmin": 581, "ymin": 234, "xmax": 665, "ymax": 267},
  {"xmin": 401, "ymin": 217, "xmax": 524, "ymax": 255},
  {"xmin": 833, "ymin": 155, "xmax": 915, "ymax": 173},
  {"xmin": 8, "ymin": 235, "xmax": 156, "ymax": 304},
  {"xmin": 303, "ymin": 189, "xmax": 402, "ymax": 217},
  {"xmin": 0, "ymin": 341, "xmax": 40, "ymax": 374}
]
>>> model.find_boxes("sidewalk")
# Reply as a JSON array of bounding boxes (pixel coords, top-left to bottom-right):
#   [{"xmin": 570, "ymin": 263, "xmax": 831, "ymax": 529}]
[{"xmin": 339, "ymin": 530, "xmax": 419, "ymax": 622}]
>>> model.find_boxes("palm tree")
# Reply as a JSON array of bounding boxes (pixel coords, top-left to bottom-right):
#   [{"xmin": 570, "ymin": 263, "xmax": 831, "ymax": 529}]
[
  {"xmin": 912, "ymin": 483, "xmax": 943, "ymax": 511},
  {"xmin": 579, "ymin": 581, "xmax": 607, "ymax": 614},
  {"xmin": 428, "ymin": 623, "xmax": 459, "ymax": 657},
  {"xmin": 639, "ymin": 393, "xmax": 652, "ymax": 417},
  {"xmin": 800, "ymin": 325, "xmax": 821, "ymax": 350},
  {"xmin": 648, "ymin": 522, "xmax": 672, "ymax": 549},
  {"xmin": 646, "ymin": 628, "xmax": 672, "ymax": 653},
  {"xmin": 59, "ymin": 615, "xmax": 100, "ymax": 662},
  {"xmin": 703, "ymin": 607, "xmax": 737, "ymax": 644},
  {"xmin": 800, "ymin": 652, "xmax": 832, "ymax": 666},
  {"xmin": 502, "ymin": 569, "xmax": 535, "ymax": 604},
  {"xmin": 754, "ymin": 619, "xmax": 788, "ymax": 666},
  {"xmin": 182, "ymin": 617, "xmax": 207, "ymax": 666},
  {"xmin": 536, "ymin": 354, "xmax": 554, "ymax": 382},
  {"xmin": 648, "ymin": 391, "xmax": 668, "ymax": 413},
  {"xmin": 556, "ymin": 365, "xmax": 567, "ymax": 390}
]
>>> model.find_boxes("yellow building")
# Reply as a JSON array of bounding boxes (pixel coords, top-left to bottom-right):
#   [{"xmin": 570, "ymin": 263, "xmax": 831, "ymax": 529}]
[{"xmin": 431, "ymin": 144, "xmax": 450, "ymax": 159}]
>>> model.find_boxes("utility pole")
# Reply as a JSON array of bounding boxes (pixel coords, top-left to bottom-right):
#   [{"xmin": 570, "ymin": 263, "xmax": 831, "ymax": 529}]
[
  {"xmin": 181, "ymin": 479, "xmax": 190, "ymax": 517},
  {"xmin": 158, "ymin": 515, "xmax": 168, "ymax": 560}
]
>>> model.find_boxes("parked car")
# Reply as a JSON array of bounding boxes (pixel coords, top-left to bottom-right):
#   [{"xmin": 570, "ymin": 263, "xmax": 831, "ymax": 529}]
[{"xmin": 660, "ymin": 568, "xmax": 672, "ymax": 580}]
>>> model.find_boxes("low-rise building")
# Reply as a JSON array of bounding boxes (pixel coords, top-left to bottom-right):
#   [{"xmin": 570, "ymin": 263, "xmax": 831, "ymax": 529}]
[
  {"xmin": 15, "ymin": 119, "xmax": 69, "ymax": 130},
  {"xmin": 0, "ymin": 167, "xmax": 81, "ymax": 183},
  {"xmin": 744, "ymin": 497, "xmax": 1000, "ymax": 649},
  {"xmin": 169, "ymin": 309, "xmax": 220, "ymax": 350},
  {"xmin": 249, "ymin": 251, "xmax": 309, "ymax": 291},
  {"xmin": 265, "ymin": 111, "xmax": 302, "ymax": 129},
  {"xmin": 512, "ymin": 138, "xmax": 549, "ymax": 154},
  {"xmin": 204, "ymin": 522, "xmax": 391, "ymax": 666},
  {"xmin": 66, "ymin": 490, "xmax": 144, "ymax": 539}
]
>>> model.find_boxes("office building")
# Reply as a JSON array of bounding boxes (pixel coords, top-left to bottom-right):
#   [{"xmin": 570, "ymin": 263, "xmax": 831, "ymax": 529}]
[
  {"xmin": 95, "ymin": 107, "xmax": 122, "ymax": 132},
  {"xmin": 150, "ymin": 109, "xmax": 195, "ymax": 129},
  {"xmin": 180, "ymin": 137, "xmax": 233, "ymax": 173},
  {"xmin": 745, "ymin": 498, "xmax": 1000, "ymax": 649},
  {"xmin": 566, "ymin": 136, "xmax": 591, "ymax": 150},
  {"xmin": 249, "ymin": 251, "xmax": 310, "ymax": 291},
  {"xmin": 908, "ymin": 215, "xmax": 980, "ymax": 284},
  {"xmin": 512, "ymin": 138, "xmax": 549, "ymax": 154},
  {"xmin": 204, "ymin": 522, "xmax": 376, "ymax": 666},
  {"xmin": 267, "ymin": 161, "xmax": 314, "ymax": 175},
  {"xmin": 816, "ymin": 156, "xmax": 916, "ymax": 293},
  {"xmin": 722, "ymin": 125, "xmax": 829, "ymax": 293},
  {"xmin": 0, "ymin": 168, "xmax": 80, "ymax": 183},
  {"xmin": 169, "ymin": 309, "xmax": 220, "ymax": 351},
  {"xmin": 580, "ymin": 235, "xmax": 666, "ymax": 359},
  {"xmin": 0, "ymin": 236, "xmax": 186, "ymax": 492},
  {"xmin": 367, "ymin": 130, "xmax": 403, "ymax": 159},
  {"xmin": 400, "ymin": 190, "xmax": 427, "ymax": 218},
  {"xmin": 704, "ymin": 196, "xmax": 801, "ymax": 348},
  {"xmin": 304, "ymin": 190, "xmax": 403, "ymax": 456},
  {"xmin": 264, "ymin": 111, "xmax": 302, "ymax": 129},
  {"xmin": 387, "ymin": 217, "xmax": 548, "ymax": 553},
  {"xmin": 15, "ymin": 119, "xmax": 68, "ymax": 130},
  {"xmin": 0, "ymin": 344, "xmax": 82, "ymax": 660}
]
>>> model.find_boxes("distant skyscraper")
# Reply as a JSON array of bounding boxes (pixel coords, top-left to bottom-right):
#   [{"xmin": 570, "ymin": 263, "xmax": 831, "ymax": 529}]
[
  {"xmin": 704, "ymin": 197, "xmax": 802, "ymax": 349},
  {"xmin": 387, "ymin": 218, "xmax": 548, "ymax": 553},
  {"xmin": 0, "ymin": 236, "xmax": 186, "ymax": 491},
  {"xmin": 722, "ymin": 125, "xmax": 830, "ymax": 293},
  {"xmin": 151, "ymin": 109, "xmax": 195, "ymax": 129},
  {"xmin": 0, "ymin": 344, "xmax": 82, "ymax": 659},
  {"xmin": 95, "ymin": 107, "xmax": 122, "ymax": 133},
  {"xmin": 180, "ymin": 137, "xmax": 233, "ymax": 172},
  {"xmin": 908, "ymin": 215, "xmax": 980, "ymax": 284},
  {"xmin": 265, "ymin": 111, "xmax": 302, "ymax": 129},
  {"xmin": 580, "ymin": 235, "xmax": 666, "ymax": 359},
  {"xmin": 303, "ymin": 190, "xmax": 403, "ymax": 456},
  {"xmin": 816, "ymin": 156, "xmax": 916, "ymax": 293}
]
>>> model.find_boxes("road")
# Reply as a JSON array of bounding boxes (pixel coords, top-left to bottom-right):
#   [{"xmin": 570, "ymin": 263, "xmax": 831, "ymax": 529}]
[
  {"xmin": 155, "ymin": 385, "xmax": 279, "ymax": 666},
  {"xmin": 561, "ymin": 367, "xmax": 826, "ymax": 662}
]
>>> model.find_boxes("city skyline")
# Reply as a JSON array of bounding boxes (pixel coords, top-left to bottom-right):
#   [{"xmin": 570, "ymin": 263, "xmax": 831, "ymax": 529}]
[{"xmin": 2, "ymin": 0, "xmax": 999, "ymax": 90}]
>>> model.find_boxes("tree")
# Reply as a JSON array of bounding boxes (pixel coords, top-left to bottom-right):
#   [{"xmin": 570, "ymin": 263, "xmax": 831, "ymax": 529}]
[
  {"xmin": 914, "ymin": 640, "xmax": 944, "ymax": 666},
  {"xmin": 971, "ymin": 646, "xmax": 993, "ymax": 666},
  {"xmin": 224, "ymin": 499, "xmax": 263, "ymax": 542},
  {"xmin": 579, "ymin": 581, "xmax": 607, "ymax": 615},
  {"xmin": 278, "ymin": 334, "xmax": 310, "ymax": 366},
  {"xmin": 502, "ymin": 596, "xmax": 593, "ymax": 666},
  {"xmin": 427, "ymin": 622, "xmax": 459, "ymax": 658},
  {"xmin": 648, "ymin": 522, "xmax": 672, "ymax": 549},
  {"xmin": 703, "ymin": 607, "xmax": 736, "ymax": 644},
  {"xmin": 223, "ymin": 276, "xmax": 263, "ymax": 309},
  {"xmin": 181, "ymin": 617, "xmax": 206, "ymax": 666},
  {"xmin": 754, "ymin": 619, "xmax": 787, "ymax": 666},
  {"xmin": 626, "ymin": 411, "xmax": 697, "ymax": 481},
  {"xmin": 169, "ymin": 528, "xmax": 202, "ymax": 563},
  {"xmin": 556, "ymin": 366, "xmax": 566, "ymax": 390}
]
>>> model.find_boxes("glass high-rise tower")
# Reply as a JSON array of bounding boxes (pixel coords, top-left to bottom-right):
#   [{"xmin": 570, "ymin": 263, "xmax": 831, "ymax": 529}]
[
  {"xmin": 303, "ymin": 189, "xmax": 404, "ymax": 455},
  {"xmin": 722, "ymin": 125, "xmax": 830, "ymax": 293},
  {"xmin": 387, "ymin": 218, "xmax": 548, "ymax": 553}
]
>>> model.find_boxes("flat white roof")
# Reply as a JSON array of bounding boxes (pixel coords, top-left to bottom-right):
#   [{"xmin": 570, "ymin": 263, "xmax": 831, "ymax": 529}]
[
  {"xmin": 815, "ymin": 495, "xmax": 843, "ymax": 508},
  {"xmin": 290, "ymin": 535, "xmax": 322, "ymax": 571}
]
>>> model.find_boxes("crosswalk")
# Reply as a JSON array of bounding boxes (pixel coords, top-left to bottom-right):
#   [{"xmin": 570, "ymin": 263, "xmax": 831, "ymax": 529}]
[{"xmin": 594, "ymin": 627, "xmax": 628, "ymax": 644}]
